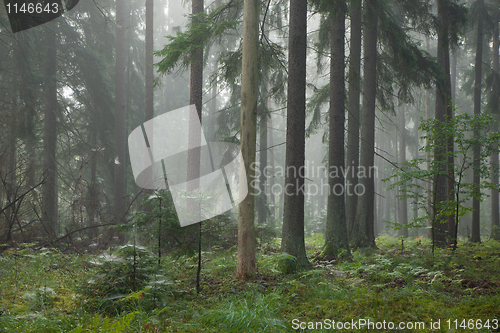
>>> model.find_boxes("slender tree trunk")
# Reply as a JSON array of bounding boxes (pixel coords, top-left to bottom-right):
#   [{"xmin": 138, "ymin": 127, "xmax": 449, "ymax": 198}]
[
  {"xmin": 113, "ymin": 0, "xmax": 127, "ymax": 231},
  {"xmin": 425, "ymin": 36, "xmax": 432, "ymax": 238},
  {"xmin": 188, "ymin": 0, "xmax": 204, "ymax": 293},
  {"xmin": 237, "ymin": 0, "xmax": 258, "ymax": 278},
  {"xmin": 398, "ymin": 106, "xmax": 408, "ymax": 238},
  {"xmin": 471, "ymin": 0, "xmax": 484, "ymax": 243},
  {"xmin": 190, "ymin": 0, "xmax": 204, "ymax": 118},
  {"xmin": 352, "ymin": 0, "xmax": 377, "ymax": 248},
  {"xmin": 451, "ymin": 51, "xmax": 457, "ymax": 103},
  {"xmin": 2, "ymin": 110, "xmax": 16, "ymax": 242},
  {"xmin": 491, "ymin": 20, "xmax": 500, "ymax": 240},
  {"xmin": 324, "ymin": 3, "xmax": 350, "ymax": 256},
  {"xmin": 142, "ymin": 0, "xmax": 155, "ymax": 207},
  {"xmin": 268, "ymin": 105, "xmax": 276, "ymax": 223},
  {"xmin": 146, "ymin": 0, "xmax": 154, "ymax": 122},
  {"xmin": 42, "ymin": 26, "xmax": 58, "ymax": 238},
  {"xmin": 87, "ymin": 128, "xmax": 99, "ymax": 240},
  {"xmin": 208, "ymin": 82, "xmax": 217, "ymax": 141},
  {"xmin": 346, "ymin": 0, "xmax": 362, "ymax": 237},
  {"xmin": 412, "ymin": 113, "xmax": 419, "ymax": 236},
  {"xmin": 282, "ymin": 0, "xmax": 310, "ymax": 267},
  {"xmin": 258, "ymin": 83, "xmax": 268, "ymax": 226}
]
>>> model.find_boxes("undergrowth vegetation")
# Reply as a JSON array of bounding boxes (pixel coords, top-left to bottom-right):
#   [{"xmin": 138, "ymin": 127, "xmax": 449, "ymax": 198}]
[{"xmin": 1, "ymin": 236, "xmax": 499, "ymax": 332}]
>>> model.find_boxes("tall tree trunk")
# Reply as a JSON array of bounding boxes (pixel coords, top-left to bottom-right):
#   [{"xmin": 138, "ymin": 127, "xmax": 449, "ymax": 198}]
[
  {"xmin": 113, "ymin": 0, "xmax": 127, "ymax": 230},
  {"xmin": 491, "ymin": 19, "xmax": 500, "ymax": 240},
  {"xmin": 87, "ymin": 129, "xmax": 99, "ymax": 239},
  {"xmin": 187, "ymin": 0, "xmax": 205, "ymax": 293},
  {"xmin": 425, "ymin": 36, "xmax": 432, "ymax": 238},
  {"xmin": 145, "ymin": 0, "xmax": 154, "ymax": 122},
  {"xmin": 324, "ymin": 3, "xmax": 350, "ymax": 256},
  {"xmin": 346, "ymin": 0, "xmax": 362, "ymax": 237},
  {"xmin": 42, "ymin": 27, "xmax": 58, "ymax": 238},
  {"xmin": 258, "ymin": 83, "xmax": 268, "ymax": 226},
  {"xmin": 412, "ymin": 113, "xmax": 420, "ymax": 236},
  {"xmin": 237, "ymin": 0, "xmax": 258, "ymax": 278},
  {"xmin": 451, "ymin": 51, "xmax": 457, "ymax": 102},
  {"xmin": 352, "ymin": 0, "xmax": 377, "ymax": 248},
  {"xmin": 398, "ymin": 106, "xmax": 408, "ymax": 238},
  {"xmin": 143, "ymin": 0, "xmax": 155, "ymax": 204},
  {"xmin": 2, "ymin": 108, "xmax": 16, "ymax": 242},
  {"xmin": 17, "ymin": 32, "xmax": 37, "ymax": 195},
  {"xmin": 282, "ymin": 0, "xmax": 310, "ymax": 268},
  {"xmin": 471, "ymin": 0, "xmax": 484, "ymax": 243},
  {"xmin": 208, "ymin": 81, "xmax": 217, "ymax": 141},
  {"xmin": 190, "ymin": 0, "xmax": 204, "ymax": 119},
  {"xmin": 268, "ymin": 105, "xmax": 276, "ymax": 223},
  {"xmin": 433, "ymin": 0, "xmax": 453, "ymax": 247}
]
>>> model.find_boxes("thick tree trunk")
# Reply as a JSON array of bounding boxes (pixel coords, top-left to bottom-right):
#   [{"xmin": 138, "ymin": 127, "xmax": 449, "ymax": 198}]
[
  {"xmin": 491, "ymin": 20, "xmax": 500, "ymax": 240},
  {"xmin": 471, "ymin": 0, "xmax": 484, "ymax": 243},
  {"xmin": 346, "ymin": 0, "xmax": 362, "ymax": 237},
  {"xmin": 42, "ymin": 27, "xmax": 58, "ymax": 238},
  {"xmin": 282, "ymin": 0, "xmax": 310, "ymax": 268},
  {"xmin": 324, "ymin": 4, "xmax": 350, "ymax": 256},
  {"xmin": 352, "ymin": 0, "xmax": 377, "ymax": 248},
  {"xmin": 433, "ymin": 0, "xmax": 452, "ymax": 247},
  {"xmin": 237, "ymin": 0, "xmax": 258, "ymax": 278}
]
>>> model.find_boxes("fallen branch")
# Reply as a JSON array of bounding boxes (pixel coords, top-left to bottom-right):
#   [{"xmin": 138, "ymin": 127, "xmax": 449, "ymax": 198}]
[{"xmin": 36, "ymin": 223, "xmax": 118, "ymax": 250}]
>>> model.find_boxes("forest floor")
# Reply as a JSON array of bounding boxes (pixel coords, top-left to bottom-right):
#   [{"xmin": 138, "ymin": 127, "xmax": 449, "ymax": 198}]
[{"xmin": 0, "ymin": 235, "xmax": 499, "ymax": 332}]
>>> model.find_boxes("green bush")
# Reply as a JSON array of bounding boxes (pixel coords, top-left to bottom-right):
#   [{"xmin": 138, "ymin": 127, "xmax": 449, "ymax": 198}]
[{"xmin": 83, "ymin": 245, "xmax": 167, "ymax": 313}]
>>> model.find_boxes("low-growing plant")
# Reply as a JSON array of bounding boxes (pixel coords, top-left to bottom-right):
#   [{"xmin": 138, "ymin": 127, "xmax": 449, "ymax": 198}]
[{"xmin": 83, "ymin": 244, "xmax": 171, "ymax": 313}]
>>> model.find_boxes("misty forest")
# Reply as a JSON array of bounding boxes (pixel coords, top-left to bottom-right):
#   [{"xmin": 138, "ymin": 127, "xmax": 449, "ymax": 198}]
[{"xmin": 1, "ymin": 0, "xmax": 500, "ymax": 331}]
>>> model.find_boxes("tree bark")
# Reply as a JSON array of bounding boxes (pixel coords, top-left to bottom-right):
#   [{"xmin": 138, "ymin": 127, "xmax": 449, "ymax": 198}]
[
  {"xmin": 42, "ymin": 26, "xmax": 58, "ymax": 238},
  {"xmin": 324, "ymin": 3, "xmax": 350, "ymax": 256},
  {"xmin": 471, "ymin": 0, "xmax": 484, "ymax": 243},
  {"xmin": 352, "ymin": 0, "xmax": 377, "ymax": 248},
  {"xmin": 237, "ymin": 0, "xmax": 258, "ymax": 278},
  {"xmin": 268, "ymin": 105, "xmax": 276, "ymax": 223},
  {"xmin": 258, "ymin": 82, "xmax": 268, "ymax": 226},
  {"xmin": 113, "ymin": 0, "xmax": 127, "ymax": 231},
  {"xmin": 425, "ymin": 36, "xmax": 432, "ymax": 238},
  {"xmin": 282, "ymin": 0, "xmax": 310, "ymax": 268},
  {"xmin": 145, "ymin": 0, "xmax": 154, "ymax": 122},
  {"xmin": 398, "ymin": 105, "xmax": 408, "ymax": 238},
  {"xmin": 346, "ymin": 0, "xmax": 362, "ymax": 237},
  {"xmin": 491, "ymin": 19, "xmax": 499, "ymax": 240},
  {"xmin": 433, "ymin": 0, "xmax": 453, "ymax": 247}
]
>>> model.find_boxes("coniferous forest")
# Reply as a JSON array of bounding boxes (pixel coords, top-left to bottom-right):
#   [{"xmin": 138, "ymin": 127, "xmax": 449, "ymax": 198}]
[{"xmin": 1, "ymin": 0, "xmax": 500, "ymax": 331}]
